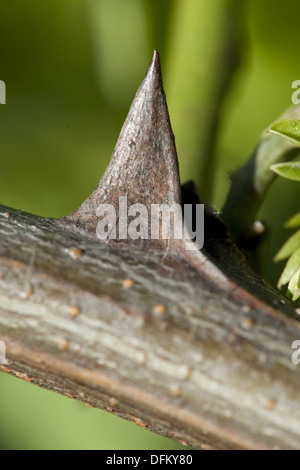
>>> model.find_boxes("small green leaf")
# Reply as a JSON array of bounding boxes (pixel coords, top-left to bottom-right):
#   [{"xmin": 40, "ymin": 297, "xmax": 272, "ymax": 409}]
[
  {"xmin": 285, "ymin": 212, "xmax": 300, "ymax": 228},
  {"xmin": 274, "ymin": 229, "xmax": 300, "ymax": 261},
  {"xmin": 277, "ymin": 247, "xmax": 300, "ymax": 288},
  {"xmin": 287, "ymin": 267, "xmax": 300, "ymax": 301},
  {"xmin": 270, "ymin": 162, "xmax": 300, "ymax": 181},
  {"xmin": 268, "ymin": 119, "xmax": 300, "ymax": 146}
]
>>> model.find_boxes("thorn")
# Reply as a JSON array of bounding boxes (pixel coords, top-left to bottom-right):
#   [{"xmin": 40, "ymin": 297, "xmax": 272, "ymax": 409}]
[{"xmin": 58, "ymin": 51, "xmax": 181, "ymax": 245}]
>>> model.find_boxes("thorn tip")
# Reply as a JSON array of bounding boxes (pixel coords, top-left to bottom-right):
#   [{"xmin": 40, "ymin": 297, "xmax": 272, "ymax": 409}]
[
  {"xmin": 59, "ymin": 49, "xmax": 181, "ymax": 246},
  {"xmin": 144, "ymin": 50, "xmax": 162, "ymax": 90}
]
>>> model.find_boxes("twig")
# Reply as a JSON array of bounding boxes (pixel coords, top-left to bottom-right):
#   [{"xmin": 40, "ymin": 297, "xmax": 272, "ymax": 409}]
[{"xmin": 222, "ymin": 105, "xmax": 300, "ymax": 242}]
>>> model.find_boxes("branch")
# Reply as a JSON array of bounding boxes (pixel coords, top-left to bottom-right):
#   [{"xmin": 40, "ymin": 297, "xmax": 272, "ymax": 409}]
[
  {"xmin": 1, "ymin": 52, "xmax": 300, "ymax": 450},
  {"xmin": 1, "ymin": 202, "xmax": 300, "ymax": 450}
]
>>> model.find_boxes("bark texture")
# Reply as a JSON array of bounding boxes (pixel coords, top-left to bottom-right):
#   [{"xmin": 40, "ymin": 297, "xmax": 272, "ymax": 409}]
[{"xmin": 0, "ymin": 204, "xmax": 300, "ymax": 450}]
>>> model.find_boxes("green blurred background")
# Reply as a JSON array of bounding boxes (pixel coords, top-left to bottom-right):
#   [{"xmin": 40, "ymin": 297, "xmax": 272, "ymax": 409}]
[{"xmin": 0, "ymin": 0, "xmax": 300, "ymax": 450}]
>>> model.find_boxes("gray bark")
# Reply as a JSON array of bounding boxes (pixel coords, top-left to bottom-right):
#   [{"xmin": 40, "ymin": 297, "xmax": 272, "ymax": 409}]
[{"xmin": 0, "ymin": 204, "xmax": 300, "ymax": 450}]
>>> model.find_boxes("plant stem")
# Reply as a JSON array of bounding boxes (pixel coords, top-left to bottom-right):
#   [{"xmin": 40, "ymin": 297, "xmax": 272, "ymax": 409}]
[
  {"xmin": 165, "ymin": 0, "xmax": 244, "ymax": 202},
  {"xmin": 222, "ymin": 105, "xmax": 300, "ymax": 242}
]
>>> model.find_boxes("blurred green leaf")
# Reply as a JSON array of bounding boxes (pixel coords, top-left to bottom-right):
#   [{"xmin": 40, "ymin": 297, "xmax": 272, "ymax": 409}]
[
  {"xmin": 274, "ymin": 229, "xmax": 300, "ymax": 261},
  {"xmin": 278, "ymin": 247, "xmax": 300, "ymax": 288},
  {"xmin": 285, "ymin": 212, "xmax": 300, "ymax": 228},
  {"xmin": 287, "ymin": 266, "xmax": 300, "ymax": 301},
  {"xmin": 269, "ymin": 120, "xmax": 300, "ymax": 298},
  {"xmin": 270, "ymin": 162, "xmax": 300, "ymax": 181},
  {"xmin": 268, "ymin": 119, "xmax": 300, "ymax": 146}
]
